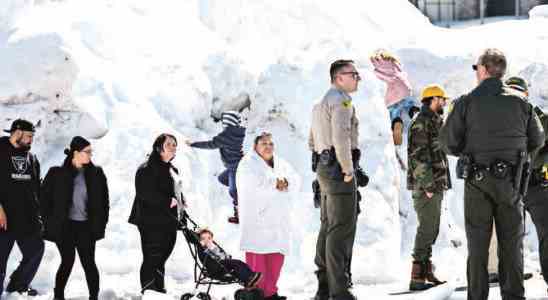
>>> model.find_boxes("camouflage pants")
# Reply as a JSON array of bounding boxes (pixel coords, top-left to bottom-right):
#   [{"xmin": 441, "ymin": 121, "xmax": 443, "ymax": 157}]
[
  {"xmin": 464, "ymin": 174, "xmax": 524, "ymax": 300},
  {"xmin": 412, "ymin": 190, "xmax": 442, "ymax": 262}
]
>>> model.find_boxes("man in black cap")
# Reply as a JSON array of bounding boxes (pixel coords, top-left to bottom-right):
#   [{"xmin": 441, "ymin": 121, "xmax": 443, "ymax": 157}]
[{"xmin": 0, "ymin": 119, "xmax": 44, "ymax": 297}]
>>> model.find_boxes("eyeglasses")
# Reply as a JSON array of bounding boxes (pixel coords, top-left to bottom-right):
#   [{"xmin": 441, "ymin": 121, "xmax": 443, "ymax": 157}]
[
  {"xmin": 81, "ymin": 150, "xmax": 93, "ymax": 155},
  {"xmin": 339, "ymin": 71, "xmax": 361, "ymax": 80},
  {"xmin": 472, "ymin": 64, "xmax": 479, "ymax": 71}
]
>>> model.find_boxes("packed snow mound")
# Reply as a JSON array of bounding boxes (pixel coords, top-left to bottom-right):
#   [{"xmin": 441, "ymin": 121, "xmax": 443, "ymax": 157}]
[
  {"xmin": 529, "ymin": 5, "xmax": 548, "ymax": 19},
  {"xmin": 0, "ymin": 32, "xmax": 78, "ymax": 104}
]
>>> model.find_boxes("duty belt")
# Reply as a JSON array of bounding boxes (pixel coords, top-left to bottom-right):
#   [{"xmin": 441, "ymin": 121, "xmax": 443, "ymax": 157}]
[{"xmin": 471, "ymin": 159, "xmax": 515, "ymax": 182}]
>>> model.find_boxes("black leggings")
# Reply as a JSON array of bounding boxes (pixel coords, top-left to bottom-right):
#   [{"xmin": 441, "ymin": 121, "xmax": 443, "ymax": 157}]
[
  {"xmin": 54, "ymin": 220, "xmax": 99, "ymax": 299},
  {"xmin": 138, "ymin": 227, "xmax": 177, "ymax": 293}
]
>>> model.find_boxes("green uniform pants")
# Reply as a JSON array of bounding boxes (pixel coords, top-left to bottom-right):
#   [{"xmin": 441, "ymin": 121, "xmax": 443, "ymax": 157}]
[
  {"xmin": 412, "ymin": 190, "xmax": 442, "ymax": 262},
  {"xmin": 464, "ymin": 174, "xmax": 524, "ymax": 300},
  {"xmin": 524, "ymin": 184, "xmax": 548, "ymax": 285},
  {"xmin": 314, "ymin": 164, "xmax": 357, "ymax": 299}
]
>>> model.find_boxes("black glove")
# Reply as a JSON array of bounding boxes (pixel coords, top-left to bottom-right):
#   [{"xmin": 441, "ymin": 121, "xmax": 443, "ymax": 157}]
[
  {"xmin": 312, "ymin": 179, "xmax": 321, "ymax": 208},
  {"xmin": 355, "ymin": 167, "xmax": 369, "ymax": 187}
]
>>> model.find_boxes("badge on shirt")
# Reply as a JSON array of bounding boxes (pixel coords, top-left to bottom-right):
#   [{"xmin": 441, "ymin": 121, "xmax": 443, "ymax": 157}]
[{"xmin": 342, "ymin": 100, "xmax": 352, "ymax": 109}]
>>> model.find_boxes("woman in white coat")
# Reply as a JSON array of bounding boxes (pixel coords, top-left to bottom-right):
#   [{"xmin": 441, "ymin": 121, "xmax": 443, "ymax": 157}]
[{"xmin": 236, "ymin": 132, "xmax": 299, "ymax": 300}]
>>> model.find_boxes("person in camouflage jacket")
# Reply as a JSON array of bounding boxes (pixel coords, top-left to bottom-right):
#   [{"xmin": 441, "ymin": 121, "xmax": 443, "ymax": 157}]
[{"xmin": 406, "ymin": 84, "xmax": 451, "ymax": 291}]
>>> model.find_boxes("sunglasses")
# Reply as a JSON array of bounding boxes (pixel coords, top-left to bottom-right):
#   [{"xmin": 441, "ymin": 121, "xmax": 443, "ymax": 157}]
[
  {"xmin": 472, "ymin": 64, "xmax": 480, "ymax": 71},
  {"xmin": 340, "ymin": 71, "xmax": 361, "ymax": 80}
]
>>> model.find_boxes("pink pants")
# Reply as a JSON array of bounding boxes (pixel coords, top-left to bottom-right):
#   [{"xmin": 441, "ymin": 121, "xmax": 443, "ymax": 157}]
[{"xmin": 245, "ymin": 252, "xmax": 285, "ymax": 297}]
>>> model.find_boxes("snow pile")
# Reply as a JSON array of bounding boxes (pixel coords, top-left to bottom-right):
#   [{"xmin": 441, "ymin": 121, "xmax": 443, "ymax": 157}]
[
  {"xmin": 1, "ymin": 0, "xmax": 548, "ymax": 299},
  {"xmin": 529, "ymin": 5, "xmax": 548, "ymax": 19}
]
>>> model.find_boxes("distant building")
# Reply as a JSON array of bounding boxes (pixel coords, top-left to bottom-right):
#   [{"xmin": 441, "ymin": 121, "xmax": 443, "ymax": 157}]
[{"xmin": 409, "ymin": 0, "xmax": 548, "ymax": 23}]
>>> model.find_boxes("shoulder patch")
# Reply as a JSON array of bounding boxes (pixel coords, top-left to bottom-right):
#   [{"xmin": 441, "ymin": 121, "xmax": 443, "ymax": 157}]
[
  {"xmin": 342, "ymin": 100, "xmax": 352, "ymax": 108},
  {"xmin": 447, "ymin": 101, "xmax": 454, "ymax": 114}
]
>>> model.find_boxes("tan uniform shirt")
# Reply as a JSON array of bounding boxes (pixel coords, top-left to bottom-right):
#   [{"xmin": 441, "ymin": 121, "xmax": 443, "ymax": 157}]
[{"xmin": 309, "ymin": 86, "xmax": 359, "ymax": 176}]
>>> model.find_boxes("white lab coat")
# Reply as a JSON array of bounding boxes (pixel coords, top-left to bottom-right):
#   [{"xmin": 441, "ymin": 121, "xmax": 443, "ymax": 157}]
[{"xmin": 236, "ymin": 150, "xmax": 300, "ymax": 256}]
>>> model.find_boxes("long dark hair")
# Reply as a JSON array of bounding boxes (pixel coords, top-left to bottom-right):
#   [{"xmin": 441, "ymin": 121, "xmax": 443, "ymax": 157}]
[{"xmin": 148, "ymin": 133, "xmax": 177, "ymax": 164}]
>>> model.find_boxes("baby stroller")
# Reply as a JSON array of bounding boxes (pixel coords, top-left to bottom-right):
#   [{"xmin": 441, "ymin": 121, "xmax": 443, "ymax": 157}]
[{"xmin": 178, "ymin": 211, "xmax": 264, "ymax": 300}]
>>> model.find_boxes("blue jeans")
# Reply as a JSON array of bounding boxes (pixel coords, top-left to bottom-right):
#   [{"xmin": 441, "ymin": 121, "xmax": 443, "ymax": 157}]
[
  {"xmin": 218, "ymin": 168, "xmax": 238, "ymax": 206},
  {"xmin": 0, "ymin": 232, "xmax": 44, "ymax": 296},
  {"xmin": 387, "ymin": 97, "xmax": 418, "ymax": 122}
]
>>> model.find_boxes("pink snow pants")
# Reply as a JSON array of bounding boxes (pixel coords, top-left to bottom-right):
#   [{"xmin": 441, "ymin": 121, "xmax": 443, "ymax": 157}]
[{"xmin": 245, "ymin": 252, "xmax": 285, "ymax": 297}]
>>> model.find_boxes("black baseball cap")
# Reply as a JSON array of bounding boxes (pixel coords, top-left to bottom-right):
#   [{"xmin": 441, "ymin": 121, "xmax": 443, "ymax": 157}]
[{"xmin": 3, "ymin": 119, "xmax": 36, "ymax": 133}]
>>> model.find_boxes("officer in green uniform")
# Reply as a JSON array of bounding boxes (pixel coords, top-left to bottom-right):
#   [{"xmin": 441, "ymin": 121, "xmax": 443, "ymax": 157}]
[
  {"xmin": 309, "ymin": 59, "xmax": 360, "ymax": 300},
  {"xmin": 440, "ymin": 49, "xmax": 545, "ymax": 300},
  {"xmin": 506, "ymin": 76, "xmax": 548, "ymax": 293},
  {"xmin": 407, "ymin": 84, "xmax": 451, "ymax": 290}
]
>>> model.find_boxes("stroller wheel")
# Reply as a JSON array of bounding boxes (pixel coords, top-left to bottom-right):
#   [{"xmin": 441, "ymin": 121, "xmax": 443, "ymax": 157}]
[
  {"xmin": 197, "ymin": 292, "xmax": 211, "ymax": 300},
  {"xmin": 181, "ymin": 293, "xmax": 194, "ymax": 300}
]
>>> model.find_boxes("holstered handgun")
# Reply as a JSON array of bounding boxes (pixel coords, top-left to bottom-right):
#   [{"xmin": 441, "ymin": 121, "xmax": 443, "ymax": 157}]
[
  {"xmin": 518, "ymin": 152, "xmax": 532, "ymax": 197},
  {"xmin": 515, "ymin": 150, "xmax": 531, "ymax": 198},
  {"xmin": 312, "ymin": 152, "xmax": 319, "ymax": 172}
]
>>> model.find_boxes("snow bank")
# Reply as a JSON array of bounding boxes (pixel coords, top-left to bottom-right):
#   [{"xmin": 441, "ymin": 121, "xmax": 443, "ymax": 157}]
[{"xmin": 529, "ymin": 5, "xmax": 548, "ymax": 19}]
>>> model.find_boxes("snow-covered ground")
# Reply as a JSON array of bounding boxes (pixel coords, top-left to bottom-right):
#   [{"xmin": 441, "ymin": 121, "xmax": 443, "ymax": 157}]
[{"xmin": 1, "ymin": 1, "xmax": 548, "ymax": 299}]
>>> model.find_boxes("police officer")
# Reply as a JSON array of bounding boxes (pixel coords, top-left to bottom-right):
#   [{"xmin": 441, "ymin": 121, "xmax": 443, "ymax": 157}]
[
  {"xmin": 440, "ymin": 49, "xmax": 545, "ymax": 300},
  {"xmin": 506, "ymin": 76, "xmax": 548, "ymax": 293},
  {"xmin": 407, "ymin": 84, "xmax": 451, "ymax": 291},
  {"xmin": 0, "ymin": 119, "xmax": 44, "ymax": 297},
  {"xmin": 309, "ymin": 59, "xmax": 360, "ymax": 300}
]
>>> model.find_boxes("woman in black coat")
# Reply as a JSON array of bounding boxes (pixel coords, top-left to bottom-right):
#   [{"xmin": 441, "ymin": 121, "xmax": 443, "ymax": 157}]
[
  {"xmin": 129, "ymin": 133, "xmax": 182, "ymax": 294},
  {"xmin": 40, "ymin": 136, "xmax": 109, "ymax": 300}
]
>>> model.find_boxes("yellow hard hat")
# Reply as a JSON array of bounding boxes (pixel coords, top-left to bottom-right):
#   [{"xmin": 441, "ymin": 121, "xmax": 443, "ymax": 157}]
[{"xmin": 421, "ymin": 84, "xmax": 449, "ymax": 101}]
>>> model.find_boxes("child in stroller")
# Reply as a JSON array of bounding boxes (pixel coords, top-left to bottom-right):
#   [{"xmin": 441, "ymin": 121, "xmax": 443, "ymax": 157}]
[
  {"xmin": 197, "ymin": 228, "xmax": 262, "ymax": 288},
  {"xmin": 179, "ymin": 211, "xmax": 264, "ymax": 300}
]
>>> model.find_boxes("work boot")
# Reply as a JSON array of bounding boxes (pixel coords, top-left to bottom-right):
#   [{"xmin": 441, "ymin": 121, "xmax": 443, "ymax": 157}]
[
  {"xmin": 228, "ymin": 206, "xmax": 239, "ymax": 224},
  {"xmin": 425, "ymin": 260, "xmax": 446, "ymax": 286},
  {"xmin": 392, "ymin": 118, "xmax": 403, "ymax": 146},
  {"xmin": 409, "ymin": 261, "xmax": 434, "ymax": 291}
]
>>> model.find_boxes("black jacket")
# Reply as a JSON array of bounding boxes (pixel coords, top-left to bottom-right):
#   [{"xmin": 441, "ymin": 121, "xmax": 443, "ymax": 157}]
[
  {"xmin": 440, "ymin": 78, "xmax": 545, "ymax": 164},
  {"xmin": 40, "ymin": 160, "xmax": 110, "ymax": 242},
  {"xmin": 190, "ymin": 126, "xmax": 245, "ymax": 169},
  {"xmin": 128, "ymin": 156, "xmax": 179, "ymax": 231},
  {"xmin": 0, "ymin": 136, "xmax": 41, "ymax": 237}
]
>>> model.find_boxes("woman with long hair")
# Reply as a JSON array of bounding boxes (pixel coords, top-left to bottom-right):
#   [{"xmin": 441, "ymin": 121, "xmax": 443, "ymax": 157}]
[
  {"xmin": 129, "ymin": 133, "xmax": 182, "ymax": 294},
  {"xmin": 41, "ymin": 136, "xmax": 110, "ymax": 300}
]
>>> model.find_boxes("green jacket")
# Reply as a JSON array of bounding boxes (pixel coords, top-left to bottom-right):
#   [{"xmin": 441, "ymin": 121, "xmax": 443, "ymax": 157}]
[{"xmin": 407, "ymin": 105, "xmax": 451, "ymax": 193}]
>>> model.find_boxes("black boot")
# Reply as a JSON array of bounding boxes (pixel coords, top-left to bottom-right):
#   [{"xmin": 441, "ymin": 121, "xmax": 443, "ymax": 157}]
[
  {"xmin": 314, "ymin": 271, "xmax": 329, "ymax": 300},
  {"xmin": 408, "ymin": 106, "xmax": 420, "ymax": 119},
  {"xmin": 228, "ymin": 206, "xmax": 239, "ymax": 224}
]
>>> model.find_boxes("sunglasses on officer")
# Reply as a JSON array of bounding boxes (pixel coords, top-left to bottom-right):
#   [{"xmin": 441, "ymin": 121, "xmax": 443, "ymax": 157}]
[{"xmin": 339, "ymin": 71, "xmax": 361, "ymax": 81}]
